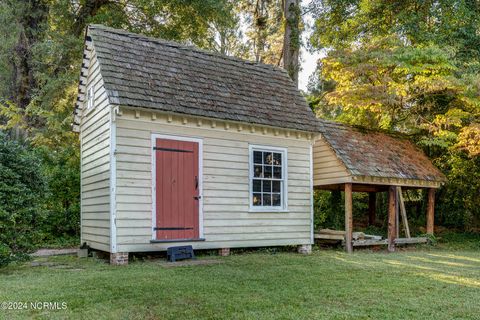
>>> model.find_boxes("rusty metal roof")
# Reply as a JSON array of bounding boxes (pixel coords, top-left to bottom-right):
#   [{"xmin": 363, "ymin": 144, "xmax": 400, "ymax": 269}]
[
  {"xmin": 82, "ymin": 25, "xmax": 319, "ymax": 132},
  {"xmin": 318, "ymin": 120, "xmax": 446, "ymax": 183}
]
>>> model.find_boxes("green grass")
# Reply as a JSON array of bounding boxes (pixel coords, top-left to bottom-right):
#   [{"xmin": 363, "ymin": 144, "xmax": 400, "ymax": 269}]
[{"xmin": 1, "ymin": 246, "xmax": 479, "ymax": 320}]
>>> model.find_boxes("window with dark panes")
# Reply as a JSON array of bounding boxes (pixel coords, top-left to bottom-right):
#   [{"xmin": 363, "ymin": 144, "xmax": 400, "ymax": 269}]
[{"xmin": 250, "ymin": 147, "xmax": 286, "ymax": 210}]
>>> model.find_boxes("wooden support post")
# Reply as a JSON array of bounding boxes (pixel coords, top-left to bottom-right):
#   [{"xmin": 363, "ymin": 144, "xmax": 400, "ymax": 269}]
[
  {"xmin": 395, "ymin": 189, "xmax": 400, "ymax": 238},
  {"xmin": 388, "ymin": 186, "xmax": 396, "ymax": 252},
  {"xmin": 397, "ymin": 187, "xmax": 411, "ymax": 238},
  {"xmin": 345, "ymin": 183, "xmax": 353, "ymax": 253},
  {"xmin": 368, "ymin": 193, "xmax": 376, "ymax": 225},
  {"xmin": 426, "ymin": 188, "xmax": 435, "ymax": 235}
]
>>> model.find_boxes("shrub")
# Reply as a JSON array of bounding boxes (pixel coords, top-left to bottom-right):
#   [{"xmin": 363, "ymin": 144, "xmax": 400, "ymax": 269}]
[
  {"xmin": 0, "ymin": 133, "xmax": 47, "ymax": 266},
  {"xmin": 38, "ymin": 144, "xmax": 80, "ymax": 241}
]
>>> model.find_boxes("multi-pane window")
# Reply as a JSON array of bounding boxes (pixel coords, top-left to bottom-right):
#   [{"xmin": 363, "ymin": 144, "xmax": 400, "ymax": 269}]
[{"xmin": 250, "ymin": 147, "xmax": 287, "ymax": 210}]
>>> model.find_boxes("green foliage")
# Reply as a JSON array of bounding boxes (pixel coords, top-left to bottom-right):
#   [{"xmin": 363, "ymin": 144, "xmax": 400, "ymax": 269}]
[
  {"xmin": 435, "ymin": 153, "xmax": 480, "ymax": 229},
  {"xmin": 314, "ymin": 190, "xmax": 371, "ymax": 231},
  {"xmin": 309, "ymin": 0, "xmax": 480, "ymax": 230},
  {"xmin": 313, "ymin": 190, "xmax": 330, "ymax": 229},
  {"xmin": 310, "ymin": 0, "xmax": 480, "ymax": 63},
  {"xmin": 38, "ymin": 144, "xmax": 81, "ymax": 241},
  {"xmin": 421, "ymin": 233, "xmax": 437, "ymax": 246},
  {"xmin": 0, "ymin": 1, "xmax": 20, "ymax": 99},
  {"xmin": 320, "ymin": 36, "xmax": 470, "ymax": 131},
  {"xmin": 437, "ymin": 232, "xmax": 480, "ymax": 250},
  {"xmin": 0, "ymin": 133, "xmax": 81, "ymax": 266},
  {"xmin": 0, "ymin": 133, "xmax": 47, "ymax": 266}
]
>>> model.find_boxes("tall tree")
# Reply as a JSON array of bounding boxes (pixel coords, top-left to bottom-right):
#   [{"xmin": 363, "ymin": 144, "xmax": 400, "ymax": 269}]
[
  {"xmin": 5, "ymin": 0, "xmax": 47, "ymax": 109},
  {"xmin": 0, "ymin": 0, "xmax": 48, "ymax": 139},
  {"xmin": 239, "ymin": 0, "xmax": 284, "ymax": 64},
  {"xmin": 282, "ymin": 0, "xmax": 301, "ymax": 86}
]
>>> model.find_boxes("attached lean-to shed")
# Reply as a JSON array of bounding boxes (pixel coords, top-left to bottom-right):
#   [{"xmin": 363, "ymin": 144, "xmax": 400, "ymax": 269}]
[
  {"xmin": 74, "ymin": 25, "xmax": 319, "ymax": 264},
  {"xmin": 313, "ymin": 120, "xmax": 446, "ymax": 252}
]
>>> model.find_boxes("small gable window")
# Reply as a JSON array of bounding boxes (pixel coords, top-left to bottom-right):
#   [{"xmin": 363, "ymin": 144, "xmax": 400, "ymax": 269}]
[
  {"xmin": 249, "ymin": 145, "xmax": 287, "ymax": 212},
  {"xmin": 86, "ymin": 86, "xmax": 94, "ymax": 110}
]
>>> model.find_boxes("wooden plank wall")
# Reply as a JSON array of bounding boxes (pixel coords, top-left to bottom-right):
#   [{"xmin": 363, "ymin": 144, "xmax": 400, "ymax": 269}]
[
  {"xmin": 312, "ymin": 136, "xmax": 351, "ymax": 186},
  {"xmin": 80, "ymin": 48, "xmax": 111, "ymax": 252},
  {"xmin": 114, "ymin": 109, "xmax": 313, "ymax": 252}
]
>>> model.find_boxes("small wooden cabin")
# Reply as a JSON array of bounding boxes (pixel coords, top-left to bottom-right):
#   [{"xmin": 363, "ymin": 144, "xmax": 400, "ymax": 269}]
[
  {"xmin": 74, "ymin": 25, "xmax": 445, "ymax": 264},
  {"xmin": 74, "ymin": 25, "xmax": 319, "ymax": 264}
]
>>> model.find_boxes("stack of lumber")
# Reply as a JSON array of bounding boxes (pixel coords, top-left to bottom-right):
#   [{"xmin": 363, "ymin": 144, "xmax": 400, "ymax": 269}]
[
  {"xmin": 353, "ymin": 237, "xmax": 428, "ymax": 246},
  {"xmin": 315, "ymin": 229, "xmax": 428, "ymax": 247}
]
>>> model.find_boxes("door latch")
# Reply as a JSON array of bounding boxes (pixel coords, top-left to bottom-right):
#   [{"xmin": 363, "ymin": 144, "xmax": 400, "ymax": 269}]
[{"xmin": 194, "ymin": 196, "xmax": 202, "ymax": 200}]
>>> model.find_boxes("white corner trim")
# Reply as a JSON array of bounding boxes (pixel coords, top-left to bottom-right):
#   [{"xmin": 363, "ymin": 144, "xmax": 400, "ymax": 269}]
[
  {"xmin": 151, "ymin": 133, "xmax": 204, "ymax": 240},
  {"xmin": 309, "ymin": 142, "xmax": 314, "ymax": 245},
  {"xmin": 79, "ymin": 122, "xmax": 83, "ymax": 246},
  {"xmin": 109, "ymin": 106, "xmax": 118, "ymax": 253},
  {"xmin": 248, "ymin": 144, "xmax": 288, "ymax": 212}
]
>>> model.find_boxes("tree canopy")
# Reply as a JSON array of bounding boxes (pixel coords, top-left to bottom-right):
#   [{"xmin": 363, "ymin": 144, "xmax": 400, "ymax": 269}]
[{"xmin": 308, "ymin": 0, "xmax": 480, "ymax": 228}]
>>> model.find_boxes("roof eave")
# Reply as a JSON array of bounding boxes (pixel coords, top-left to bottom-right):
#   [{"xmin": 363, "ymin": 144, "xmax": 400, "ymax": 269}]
[
  {"xmin": 351, "ymin": 175, "xmax": 445, "ymax": 189},
  {"xmin": 117, "ymin": 105, "xmax": 320, "ymax": 134}
]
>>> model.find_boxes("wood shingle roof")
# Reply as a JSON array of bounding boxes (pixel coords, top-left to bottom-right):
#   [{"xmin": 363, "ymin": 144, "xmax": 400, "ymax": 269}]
[
  {"xmin": 318, "ymin": 120, "xmax": 446, "ymax": 184},
  {"xmin": 85, "ymin": 24, "xmax": 319, "ymax": 132}
]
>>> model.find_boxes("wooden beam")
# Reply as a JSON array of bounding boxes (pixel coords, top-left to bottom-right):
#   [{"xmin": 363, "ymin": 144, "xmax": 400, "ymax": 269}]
[
  {"xmin": 353, "ymin": 239, "xmax": 388, "ymax": 247},
  {"xmin": 395, "ymin": 237, "xmax": 428, "ymax": 245},
  {"xmin": 388, "ymin": 186, "xmax": 396, "ymax": 252},
  {"xmin": 352, "ymin": 237, "xmax": 428, "ymax": 247},
  {"xmin": 368, "ymin": 193, "xmax": 376, "ymax": 225},
  {"xmin": 427, "ymin": 188, "xmax": 435, "ymax": 235},
  {"xmin": 395, "ymin": 189, "xmax": 400, "ymax": 238},
  {"xmin": 397, "ymin": 187, "xmax": 411, "ymax": 238},
  {"xmin": 315, "ymin": 183, "xmax": 388, "ymax": 193},
  {"xmin": 315, "ymin": 234, "xmax": 344, "ymax": 241},
  {"xmin": 344, "ymin": 183, "xmax": 353, "ymax": 253}
]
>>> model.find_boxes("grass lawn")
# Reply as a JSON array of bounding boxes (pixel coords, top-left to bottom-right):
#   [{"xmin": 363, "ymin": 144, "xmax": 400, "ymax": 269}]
[{"xmin": 1, "ymin": 245, "xmax": 479, "ymax": 320}]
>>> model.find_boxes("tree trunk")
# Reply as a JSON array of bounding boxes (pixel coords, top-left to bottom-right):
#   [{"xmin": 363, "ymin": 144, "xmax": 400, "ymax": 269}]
[
  {"xmin": 7, "ymin": 0, "xmax": 48, "ymax": 140},
  {"xmin": 282, "ymin": 0, "xmax": 300, "ymax": 86},
  {"xmin": 72, "ymin": 0, "xmax": 111, "ymax": 37},
  {"xmin": 254, "ymin": 0, "xmax": 267, "ymax": 63},
  {"xmin": 12, "ymin": 0, "xmax": 48, "ymax": 110}
]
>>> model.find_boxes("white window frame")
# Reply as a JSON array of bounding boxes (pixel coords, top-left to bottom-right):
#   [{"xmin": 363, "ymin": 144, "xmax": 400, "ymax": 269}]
[
  {"xmin": 86, "ymin": 86, "xmax": 95, "ymax": 110},
  {"xmin": 249, "ymin": 144, "xmax": 288, "ymax": 212},
  {"xmin": 151, "ymin": 133, "xmax": 204, "ymax": 241}
]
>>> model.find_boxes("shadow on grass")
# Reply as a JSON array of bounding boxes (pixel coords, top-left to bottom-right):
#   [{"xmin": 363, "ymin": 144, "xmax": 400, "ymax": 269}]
[{"xmin": 327, "ymin": 249, "xmax": 480, "ymax": 290}]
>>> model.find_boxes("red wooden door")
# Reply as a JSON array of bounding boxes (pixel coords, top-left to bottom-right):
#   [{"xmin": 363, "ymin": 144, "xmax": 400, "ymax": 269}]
[{"xmin": 155, "ymin": 138, "xmax": 199, "ymax": 240}]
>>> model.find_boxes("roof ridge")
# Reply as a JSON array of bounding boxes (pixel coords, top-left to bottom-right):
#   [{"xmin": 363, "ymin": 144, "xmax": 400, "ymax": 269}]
[
  {"xmin": 87, "ymin": 24, "xmax": 288, "ymax": 75},
  {"xmin": 318, "ymin": 119, "xmax": 412, "ymax": 140}
]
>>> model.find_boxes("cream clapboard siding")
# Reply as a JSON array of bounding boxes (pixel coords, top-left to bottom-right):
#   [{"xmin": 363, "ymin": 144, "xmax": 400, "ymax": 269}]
[
  {"xmin": 312, "ymin": 136, "xmax": 351, "ymax": 186},
  {"xmin": 114, "ymin": 108, "xmax": 313, "ymax": 252},
  {"xmin": 80, "ymin": 48, "xmax": 111, "ymax": 252}
]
